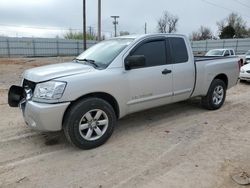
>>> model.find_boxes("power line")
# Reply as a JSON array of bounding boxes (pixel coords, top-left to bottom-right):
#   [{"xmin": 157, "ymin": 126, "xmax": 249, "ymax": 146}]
[
  {"xmin": 234, "ymin": 0, "xmax": 250, "ymax": 9},
  {"xmin": 201, "ymin": 0, "xmax": 250, "ymax": 19}
]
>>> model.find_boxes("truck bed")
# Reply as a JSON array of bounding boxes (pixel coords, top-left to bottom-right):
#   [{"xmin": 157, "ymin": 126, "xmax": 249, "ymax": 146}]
[
  {"xmin": 194, "ymin": 56, "xmax": 237, "ymax": 62},
  {"xmin": 191, "ymin": 56, "xmax": 239, "ymax": 98}
]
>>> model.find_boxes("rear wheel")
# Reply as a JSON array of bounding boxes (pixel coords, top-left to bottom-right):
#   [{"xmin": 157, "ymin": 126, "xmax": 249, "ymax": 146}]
[
  {"xmin": 63, "ymin": 98, "xmax": 116, "ymax": 149},
  {"xmin": 201, "ymin": 79, "xmax": 226, "ymax": 110}
]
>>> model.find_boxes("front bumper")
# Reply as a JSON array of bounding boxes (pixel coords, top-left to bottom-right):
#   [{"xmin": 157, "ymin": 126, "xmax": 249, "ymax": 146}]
[
  {"xmin": 8, "ymin": 84, "xmax": 70, "ymax": 131},
  {"xmin": 21, "ymin": 101, "xmax": 70, "ymax": 131}
]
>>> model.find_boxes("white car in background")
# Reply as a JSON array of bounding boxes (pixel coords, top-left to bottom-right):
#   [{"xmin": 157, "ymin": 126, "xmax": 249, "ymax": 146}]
[
  {"xmin": 245, "ymin": 50, "xmax": 250, "ymax": 64},
  {"xmin": 240, "ymin": 63, "xmax": 250, "ymax": 81},
  {"xmin": 206, "ymin": 48, "xmax": 245, "ymax": 66}
]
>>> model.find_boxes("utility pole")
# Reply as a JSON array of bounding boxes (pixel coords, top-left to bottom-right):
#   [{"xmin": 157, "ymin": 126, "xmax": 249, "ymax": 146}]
[
  {"xmin": 83, "ymin": 0, "xmax": 87, "ymax": 50},
  {"xmin": 111, "ymin": 16, "xmax": 119, "ymax": 37},
  {"xmin": 97, "ymin": 0, "xmax": 101, "ymax": 41},
  {"xmin": 144, "ymin": 22, "xmax": 147, "ymax": 34},
  {"xmin": 88, "ymin": 26, "xmax": 93, "ymax": 37}
]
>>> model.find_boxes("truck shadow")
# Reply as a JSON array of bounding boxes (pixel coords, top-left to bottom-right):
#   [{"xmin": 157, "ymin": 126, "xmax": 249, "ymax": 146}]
[{"xmin": 115, "ymin": 98, "xmax": 207, "ymax": 135}]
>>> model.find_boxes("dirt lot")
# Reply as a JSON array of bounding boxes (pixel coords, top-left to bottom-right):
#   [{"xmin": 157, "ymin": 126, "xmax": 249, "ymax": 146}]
[{"xmin": 0, "ymin": 57, "xmax": 250, "ymax": 188}]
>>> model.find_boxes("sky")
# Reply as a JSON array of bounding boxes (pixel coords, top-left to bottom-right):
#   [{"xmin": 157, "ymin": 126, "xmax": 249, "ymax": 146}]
[{"xmin": 0, "ymin": 0, "xmax": 249, "ymax": 38}]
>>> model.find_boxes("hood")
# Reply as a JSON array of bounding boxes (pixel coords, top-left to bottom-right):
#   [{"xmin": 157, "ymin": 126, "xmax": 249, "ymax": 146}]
[
  {"xmin": 23, "ymin": 62, "xmax": 96, "ymax": 82},
  {"xmin": 242, "ymin": 63, "xmax": 250, "ymax": 71}
]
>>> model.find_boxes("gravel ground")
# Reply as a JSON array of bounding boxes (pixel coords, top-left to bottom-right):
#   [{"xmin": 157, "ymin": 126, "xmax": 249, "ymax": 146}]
[{"xmin": 0, "ymin": 57, "xmax": 250, "ymax": 188}]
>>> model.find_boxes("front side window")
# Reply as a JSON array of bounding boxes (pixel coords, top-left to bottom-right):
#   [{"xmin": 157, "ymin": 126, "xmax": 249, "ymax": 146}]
[
  {"xmin": 131, "ymin": 40, "xmax": 167, "ymax": 67},
  {"xmin": 169, "ymin": 37, "xmax": 188, "ymax": 63},
  {"xmin": 205, "ymin": 49, "xmax": 224, "ymax": 56},
  {"xmin": 77, "ymin": 38, "xmax": 134, "ymax": 68},
  {"xmin": 224, "ymin": 50, "xmax": 230, "ymax": 56}
]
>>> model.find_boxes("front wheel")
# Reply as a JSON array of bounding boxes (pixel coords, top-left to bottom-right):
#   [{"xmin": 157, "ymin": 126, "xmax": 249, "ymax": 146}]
[
  {"xmin": 63, "ymin": 98, "xmax": 116, "ymax": 149},
  {"xmin": 201, "ymin": 79, "xmax": 226, "ymax": 110}
]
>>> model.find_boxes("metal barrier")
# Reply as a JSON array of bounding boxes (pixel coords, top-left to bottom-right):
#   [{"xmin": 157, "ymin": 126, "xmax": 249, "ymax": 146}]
[
  {"xmin": 191, "ymin": 38, "xmax": 250, "ymax": 55},
  {"xmin": 0, "ymin": 37, "xmax": 97, "ymax": 57},
  {"xmin": 0, "ymin": 36, "xmax": 250, "ymax": 57}
]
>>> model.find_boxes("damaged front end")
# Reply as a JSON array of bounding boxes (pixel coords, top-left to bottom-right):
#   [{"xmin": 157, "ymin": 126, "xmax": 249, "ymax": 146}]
[{"xmin": 8, "ymin": 79, "xmax": 36, "ymax": 108}]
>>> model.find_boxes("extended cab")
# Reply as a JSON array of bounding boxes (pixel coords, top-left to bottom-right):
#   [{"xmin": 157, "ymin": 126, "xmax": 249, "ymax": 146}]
[{"xmin": 8, "ymin": 34, "xmax": 240, "ymax": 149}]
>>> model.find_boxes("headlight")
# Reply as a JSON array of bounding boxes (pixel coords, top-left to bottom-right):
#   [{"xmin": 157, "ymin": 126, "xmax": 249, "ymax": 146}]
[
  {"xmin": 33, "ymin": 81, "xmax": 66, "ymax": 101},
  {"xmin": 240, "ymin": 69, "xmax": 245, "ymax": 73}
]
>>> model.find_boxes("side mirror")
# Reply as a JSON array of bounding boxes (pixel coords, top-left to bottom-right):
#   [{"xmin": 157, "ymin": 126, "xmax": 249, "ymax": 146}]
[{"xmin": 125, "ymin": 55, "xmax": 146, "ymax": 70}]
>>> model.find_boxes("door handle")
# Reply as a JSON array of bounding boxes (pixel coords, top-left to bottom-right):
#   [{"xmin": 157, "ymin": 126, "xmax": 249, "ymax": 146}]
[{"xmin": 162, "ymin": 69, "xmax": 172, "ymax": 75}]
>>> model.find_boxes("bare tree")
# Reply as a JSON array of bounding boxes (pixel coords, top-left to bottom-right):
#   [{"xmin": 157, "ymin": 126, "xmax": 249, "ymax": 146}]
[
  {"xmin": 157, "ymin": 11, "xmax": 179, "ymax": 33},
  {"xmin": 191, "ymin": 26, "xmax": 213, "ymax": 41}
]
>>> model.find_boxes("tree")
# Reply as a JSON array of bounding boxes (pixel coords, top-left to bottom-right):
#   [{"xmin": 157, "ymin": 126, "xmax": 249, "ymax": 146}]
[
  {"xmin": 217, "ymin": 12, "xmax": 249, "ymax": 38},
  {"xmin": 64, "ymin": 29, "xmax": 96, "ymax": 40},
  {"xmin": 191, "ymin": 26, "xmax": 213, "ymax": 41},
  {"xmin": 219, "ymin": 25, "xmax": 235, "ymax": 39},
  {"xmin": 157, "ymin": 11, "xmax": 179, "ymax": 33}
]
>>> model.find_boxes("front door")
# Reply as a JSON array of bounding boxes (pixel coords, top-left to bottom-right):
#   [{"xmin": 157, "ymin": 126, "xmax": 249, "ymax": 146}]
[{"xmin": 125, "ymin": 38, "xmax": 173, "ymax": 113}]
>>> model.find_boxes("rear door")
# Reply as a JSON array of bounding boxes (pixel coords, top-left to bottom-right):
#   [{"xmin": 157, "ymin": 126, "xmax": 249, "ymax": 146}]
[
  {"xmin": 125, "ymin": 38, "xmax": 173, "ymax": 113},
  {"xmin": 169, "ymin": 37, "xmax": 195, "ymax": 102}
]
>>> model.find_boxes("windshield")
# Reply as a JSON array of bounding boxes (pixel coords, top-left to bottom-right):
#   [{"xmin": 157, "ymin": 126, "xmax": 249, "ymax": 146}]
[
  {"xmin": 246, "ymin": 51, "xmax": 250, "ymax": 55},
  {"xmin": 76, "ymin": 38, "xmax": 134, "ymax": 68},
  {"xmin": 205, "ymin": 49, "xmax": 224, "ymax": 56}
]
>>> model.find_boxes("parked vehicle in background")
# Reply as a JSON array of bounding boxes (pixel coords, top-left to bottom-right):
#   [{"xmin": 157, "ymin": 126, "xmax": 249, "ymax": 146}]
[
  {"xmin": 8, "ymin": 34, "xmax": 240, "ymax": 149},
  {"xmin": 245, "ymin": 50, "xmax": 250, "ymax": 64},
  {"xmin": 205, "ymin": 48, "xmax": 245, "ymax": 66},
  {"xmin": 240, "ymin": 63, "xmax": 250, "ymax": 81},
  {"xmin": 205, "ymin": 49, "xmax": 235, "ymax": 57}
]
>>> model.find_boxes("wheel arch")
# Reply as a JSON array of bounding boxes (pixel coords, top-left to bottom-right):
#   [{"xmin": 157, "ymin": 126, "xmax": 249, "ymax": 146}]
[
  {"xmin": 213, "ymin": 73, "xmax": 228, "ymax": 89},
  {"xmin": 63, "ymin": 92, "xmax": 120, "ymax": 122}
]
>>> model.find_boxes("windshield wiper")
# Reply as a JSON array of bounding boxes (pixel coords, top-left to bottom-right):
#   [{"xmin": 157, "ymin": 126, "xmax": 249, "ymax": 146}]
[{"xmin": 75, "ymin": 58, "xmax": 99, "ymax": 68}]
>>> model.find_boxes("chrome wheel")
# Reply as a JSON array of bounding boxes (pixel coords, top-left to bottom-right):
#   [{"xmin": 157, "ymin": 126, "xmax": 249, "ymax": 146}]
[
  {"xmin": 212, "ymin": 85, "xmax": 224, "ymax": 105},
  {"xmin": 79, "ymin": 109, "xmax": 109, "ymax": 141}
]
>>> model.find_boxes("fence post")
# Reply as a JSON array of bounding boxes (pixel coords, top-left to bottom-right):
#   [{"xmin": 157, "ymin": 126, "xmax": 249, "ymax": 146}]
[
  {"xmin": 6, "ymin": 38, "xmax": 10, "ymax": 58},
  {"xmin": 56, "ymin": 39, "xmax": 59, "ymax": 56},
  {"xmin": 222, "ymin": 40, "xmax": 225, "ymax": 48},
  {"xmin": 77, "ymin": 41, "xmax": 80, "ymax": 55},
  {"xmin": 235, "ymin": 39, "xmax": 239, "ymax": 54},
  {"xmin": 205, "ymin": 40, "xmax": 208, "ymax": 52},
  {"xmin": 32, "ymin": 39, "xmax": 36, "ymax": 56}
]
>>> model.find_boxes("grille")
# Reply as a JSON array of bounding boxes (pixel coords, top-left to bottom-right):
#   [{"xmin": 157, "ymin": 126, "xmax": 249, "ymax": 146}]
[{"xmin": 22, "ymin": 79, "xmax": 36, "ymax": 91}]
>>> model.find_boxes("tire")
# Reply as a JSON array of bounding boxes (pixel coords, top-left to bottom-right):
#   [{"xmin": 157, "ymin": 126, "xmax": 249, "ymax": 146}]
[
  {"xmin": 201, "ymin": 79, "xmax": 226, "ymax": 110},
  {"xmin": 63, "ymin": 98, "xmax": 116, "ymax": 149}
]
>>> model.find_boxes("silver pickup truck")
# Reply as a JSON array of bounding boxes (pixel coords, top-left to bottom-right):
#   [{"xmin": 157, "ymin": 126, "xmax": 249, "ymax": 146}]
[{"xmin": 8, "ymin": 34, "xmax": 240, "ymax": 149}]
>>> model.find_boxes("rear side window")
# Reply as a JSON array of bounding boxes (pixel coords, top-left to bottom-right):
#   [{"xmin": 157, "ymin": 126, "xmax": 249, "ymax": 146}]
[
  {"xmin": 230, "ymin": 50, "xmax": 234, "ymax": 55},
  {"xmin": 131, "ymin": 40, "xmax": 167, "ymax": 67},
  {"xmin": 169, "ymin": 37, "xmax": 188, "ymax": 63}
]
